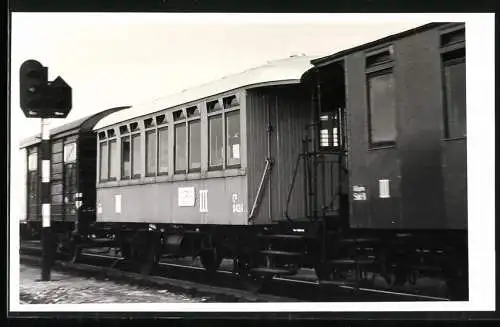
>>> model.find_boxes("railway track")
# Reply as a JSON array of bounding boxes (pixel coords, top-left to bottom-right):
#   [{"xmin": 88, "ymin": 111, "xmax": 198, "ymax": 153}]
[{"xmin": 19, "ymin": 241, "xmax": 451, "ymax": 302}]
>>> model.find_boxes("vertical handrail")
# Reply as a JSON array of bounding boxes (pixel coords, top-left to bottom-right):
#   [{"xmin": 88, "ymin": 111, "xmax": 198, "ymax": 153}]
[
  {"xmin": 284, "ymin": 153, "xmax": 304, "ymax": 223},
  {"xmin": 248, "ymin": 157, "xmax": 273, "ymax": 221}
]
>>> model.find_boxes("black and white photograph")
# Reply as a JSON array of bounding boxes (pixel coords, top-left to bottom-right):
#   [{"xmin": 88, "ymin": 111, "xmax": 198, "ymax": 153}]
[{"xmin": 8, "ymin": 12, "xmax": 495, "ymax": 315}]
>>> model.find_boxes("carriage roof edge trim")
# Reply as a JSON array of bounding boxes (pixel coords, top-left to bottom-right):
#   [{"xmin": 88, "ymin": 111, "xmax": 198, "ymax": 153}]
[
  {"xmin": 93, "ymin": 55, "xmax": 317, "ymax": 131},
  {"xmin": 18, "ymin": 105, "xmax": 131, "ymax": 150},
  {"xmin": 311, "ymin": 22, "xmax": 461, "ymax": 67}
]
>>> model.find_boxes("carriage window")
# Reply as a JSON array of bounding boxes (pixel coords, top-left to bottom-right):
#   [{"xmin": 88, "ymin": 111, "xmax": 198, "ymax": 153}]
[
  {"xmin": 121, "ymin": 136, "xmax": 131, "ymax": 179},
  {"xmin": 144, "ymin": 118, "xmax": 154, "ymax": 129},
  {"xmin": 64, "ymin": 161, "xmax": 77, "ymax": 194},
  {"xmin": 188, "ymin": 120, "xmax": 201, "ymax": 171},
  {"xmin": 99, "ymin": 142, "xmax": 108, "ymax": 181},
  {"xmin": 226, "ymin": 110, "xmax": 241, "ymax": 166},
  {"xmin": 443, "ymin": 49, "xmax": 466, "ymax": 139},
  {"xmin": 319, "ymin": 113, "xmax": 340, "ymax": 148},
  {"xmin": 367, "ymin": 70, "xmax": 396, "ymax": 146},
  {"xmin": 158, "ymin": 127, "xmax": 168, "ymax": 175},
  {"xmin": 223, "ymin": 95, "xmax": 239, "ymax": 108},
  {"xmin": 28, "ymin": 153, "xmax": 37, "ymax": 171},
  {"xmin": 207, "ymin": 100, "xmax": 222, "ymax": 113},
  {"xmin": 209, "ymin": 115, "xmax": 223, "ymax": 168},
  {"xmin": 108, "ymin": 139, "xmax": 118, "ymax": 180},
  {"xmin": 175, "ymin": 124, "xmax": 186, "ymax": 173},
  {"xmin": 146, "ymin": 130, "xmax": 156, "ymax": 176},
  {"xmin": 187, "ymin": 106, "xmax": 200, "ymax": 118},
  {"xmin": 132, "ymin": 134, "xmax": 141, "ymax": 178},
  {"xmin": 156, "ymin": 114, "xmax": 166, "ymax": 125},
  {"xmin": 174, "ymin": 110, "xmax": 186, "ymax": 121},
  {"xmin": 63, "ymin": 143, "xmax": 77, "ymax": 163}
]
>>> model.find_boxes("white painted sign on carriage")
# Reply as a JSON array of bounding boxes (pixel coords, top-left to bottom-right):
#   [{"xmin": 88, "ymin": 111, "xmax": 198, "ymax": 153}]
[
  {"xmin": 178, "ymin": 187, "xmax": 195, "ymax": 207},
  {"xmin": 115, "ymin": 194, "xmax": 122, "ymax": 213},
  {"xmin": 232, "ymin": 193, "xmax": 244, "ymax": 213}
]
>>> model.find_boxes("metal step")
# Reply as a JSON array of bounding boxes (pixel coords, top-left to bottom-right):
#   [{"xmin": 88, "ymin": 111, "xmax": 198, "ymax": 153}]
[
  {"xmin": 410, "ymin": 265, "xmax": 443, "ymax": 272},
  {"xmin": 250, "ymin": 267, "xmax": 297, "ymax": 276},
  {"xmin": 338, "ymin": 238, "xmax": 379, "ymax": 244},
  {"xmin": 258, "ymin": 234, "xmax": 307, "ymax": 240},
  {"xmin": 329, "ymin": 258, "xmax": 375, "ymax": 265},
  {"xmin": 260, "ymin": 250, "xmax": 303, "ymax": 257},
  {"xmin": 76, "ymin": 240, "xmax": 118, "ymax": 249}
]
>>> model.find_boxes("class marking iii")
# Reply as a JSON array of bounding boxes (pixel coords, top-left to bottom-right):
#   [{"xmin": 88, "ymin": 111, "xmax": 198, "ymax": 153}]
[{"xmin": 199, "ymin": 190, "xmax": 208, "ymax": 213}]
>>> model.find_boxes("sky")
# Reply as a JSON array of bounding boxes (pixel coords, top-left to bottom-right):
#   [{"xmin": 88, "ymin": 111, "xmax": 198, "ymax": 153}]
[{"xmin": 8, "ymin": 13, "xmax": 496, "ymax": 311}]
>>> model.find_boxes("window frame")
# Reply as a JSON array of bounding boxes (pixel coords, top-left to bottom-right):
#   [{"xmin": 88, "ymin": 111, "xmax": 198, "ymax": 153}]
[
  {"xmin": 207, "ymin": 110, "xmax": 224, "ymax": 171},
  {"xmin": 157, "ymin": 125, "xmax": 169, "ymax": 176},
  {"xmin": 63, "ymin": 142, "xmax": 77, "ymax": 164},
  {"xmin": 120, "ymin": 134, "xmax": 131, "ymax": 180},
  {"xmin": 207, "ymin": 94, "xmax": 241, "ymax": 170},
  {"xmin": 366, "ymin": 68, "xmax": 397, "ymax": 148},
  {"xmin": 145, "ymin": 128, "xmax": 157, "ymax": 177},
  {"xmin": 174, "ymin": 109, "xmax": 188, "ymax": 174},
  {"xmin": 98, "ymin": 139, "xmax": 109, "ymax": 182},
  {"xmin": 187, "ymin": 115, "xmax": 201, "ymax": 173},
  {"xmin": 96, "ymin": 91, "xmax": 243, "ymax": 185},
  {"xmin": 131, "ymin": 132, "xmax": 142, "ymax": 179},
  {"xmin": 364, "ymin": 46, "xmax": 397, "ymax": 149},
  {"xmin": 440, "ymin": 27, "xmax": 466, "ymax": 141},
  {"xmin": 224, "ymin": 108, "xmax": 241, "ymax": 168}
]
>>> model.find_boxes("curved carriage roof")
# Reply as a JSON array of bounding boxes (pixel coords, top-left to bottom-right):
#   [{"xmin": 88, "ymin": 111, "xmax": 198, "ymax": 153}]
[
  {"xmin": 94, "ymin": 55, "xmax": 316, "ymax": 131},
  {"xmin": 19, "ymin": 106, "xmax": 130, "ymax": 149}
]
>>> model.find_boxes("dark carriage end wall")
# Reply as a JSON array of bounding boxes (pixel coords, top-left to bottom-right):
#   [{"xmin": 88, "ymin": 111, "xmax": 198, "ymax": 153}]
[
  {"xmin": 395, "ymin": 29, "xmax": 447, "ymax": 229},
  {"xmin": 345, "ymin": 27, "xmax": 454, "ymax": 230},
  {"xmin": 344, "ymin": 52, "xmax": 402, "ymax": 230},
  {"xmin": 246, "ymin": 84, "xmax": 311, "ymax": 225}
]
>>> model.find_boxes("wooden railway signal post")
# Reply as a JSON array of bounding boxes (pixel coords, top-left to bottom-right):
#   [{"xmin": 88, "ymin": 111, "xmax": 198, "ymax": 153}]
[{"xmin": 20, "ymin": 59, "xmax": 72, "ymax": 281}]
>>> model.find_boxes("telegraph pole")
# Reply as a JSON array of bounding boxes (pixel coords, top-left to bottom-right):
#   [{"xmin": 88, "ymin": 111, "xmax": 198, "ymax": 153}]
[{"xmin": 20, "ymin": 59, "xmax": 72, "ymax": 281}]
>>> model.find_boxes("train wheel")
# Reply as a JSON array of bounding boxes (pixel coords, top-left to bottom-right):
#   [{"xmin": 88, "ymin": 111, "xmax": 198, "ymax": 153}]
[
  {"xmin": 200, "ymin": 247, "xmax": 222, "ymax": 273},
  {"xmin": 138, "ymin": 240, "xmax": 160, "ymax": 276}
]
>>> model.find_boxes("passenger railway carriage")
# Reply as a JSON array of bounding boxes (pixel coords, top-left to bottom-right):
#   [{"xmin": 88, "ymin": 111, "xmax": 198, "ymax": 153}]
[
  {"xmin": 20, "ymin": 22, "xmax": 468, "ymax": 298},
  {"xmin": 19, "ymin": 106, "xmax": 130, "ymax": 241}
]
